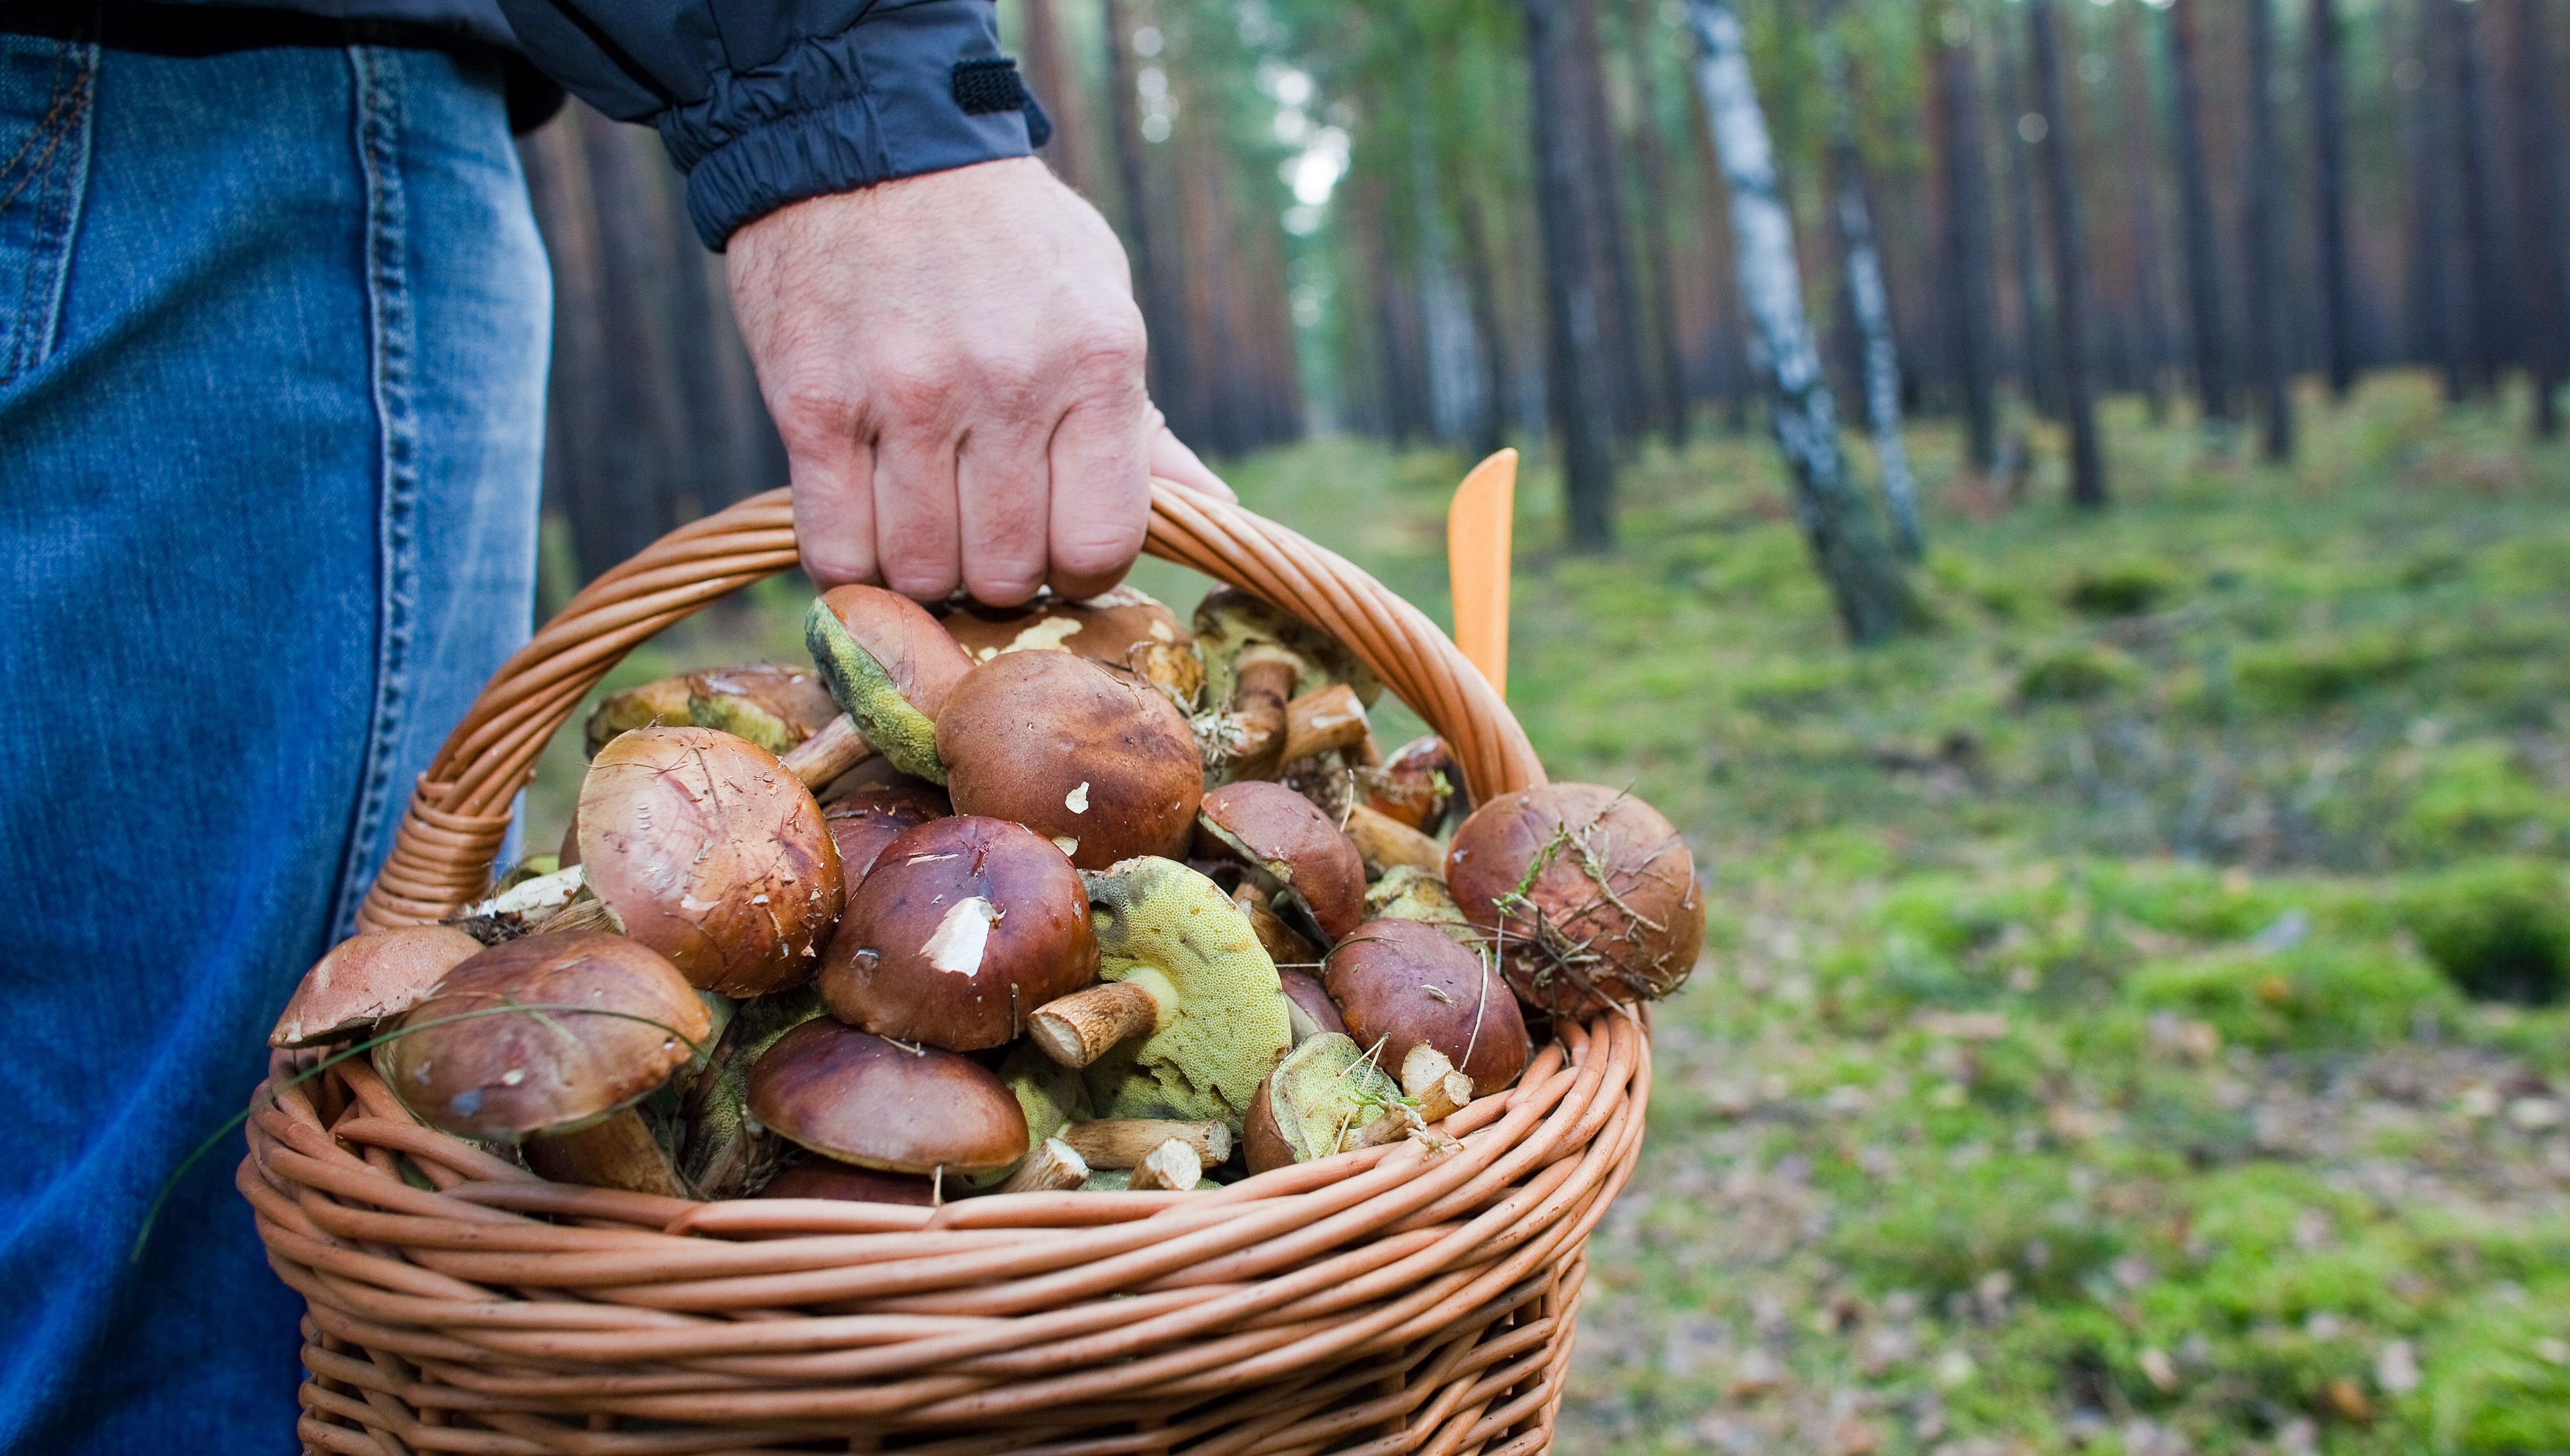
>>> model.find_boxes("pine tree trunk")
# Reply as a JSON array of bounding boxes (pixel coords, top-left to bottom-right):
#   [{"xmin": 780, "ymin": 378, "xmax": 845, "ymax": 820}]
[
  {"xmin": 2307, "ymin": 0, "xmax": 2357, "ymax": 397},
  {"xmin": 2243, "ymin": 0, "xmax": 2295, "ymax": 460},
  {"xmin": 1100, "ymin": 0, "xmax": 1185, "ymax": 415},
  {"xmin": 1998, "ymin": 26, "xmax": 2051, "ymax": 418},
  {"xmin": 1459, "ymin": 198, "xmax": 1516, "ymax": 459},
  {"xmin": 1685, "ymin": 0, "xmax": 1914, "ymax": 643},
  {"xmin": 2447, "ymin": 0, "xmax": 2507, "ymax": 394},
  {"xmin": 1525, "ymin": 0, "xmax": 1619, "ymax": 548},
  {"xmin": 1621, "ymin": 0, "xmax": 1691, "ymax": 448},
  {"xmin": 2167, "ymin": 0, "xmax": 2231, "ymax": 424},
  {"xmin": 1818, "ymin": 9, "xmax": 1921, "ymax": 557},
  {"xmin": 1929, "ymin": 8, "xmax": 2001, "ymax": 473},
  {"xmin": 2115, "ymin": 0, "xmax": 2173, "ymax": 422},
  {"xmin": 1570, "ymin": 0, "xmax": 1647, "ymax": 445},
  {"xmin": 1018, "ymin": 0, "xmax": 1095, "ymax": 199},
  {"xmin": 2511, "ymin": 0, "xmax": 2564, "ymax": 436},
  {"xmin": 2410, "ymin": 0, "xmax": 2465, "ymax": 399},
  {"xmin": 578, "ymin": 113, "xmax": 693, "ymax": 562},
  {"xmin": 2028, "ymin": 0, "xmax": 2105, "ymax": 506}
]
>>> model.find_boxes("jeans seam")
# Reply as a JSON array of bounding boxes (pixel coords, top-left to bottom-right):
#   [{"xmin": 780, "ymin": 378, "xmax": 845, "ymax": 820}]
[
  {"xmin": 329, "ymin": 44, "xmax": 419, "ymax": 938},
  {"xmin": 1, "ymin": 39, "xmax": 95, "ymax": 386}
]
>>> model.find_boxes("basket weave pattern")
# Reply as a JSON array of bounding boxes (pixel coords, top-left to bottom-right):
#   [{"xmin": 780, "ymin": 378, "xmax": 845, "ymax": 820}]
[{"xmin": 251, "ymin": 485, "xmax": 1653, "ymax": 1454}]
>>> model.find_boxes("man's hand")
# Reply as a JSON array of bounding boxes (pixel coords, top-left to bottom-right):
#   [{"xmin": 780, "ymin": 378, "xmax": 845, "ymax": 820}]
[{"xmin": 728, "ymin": 157, "xmax": 1228, "ymax": 605}]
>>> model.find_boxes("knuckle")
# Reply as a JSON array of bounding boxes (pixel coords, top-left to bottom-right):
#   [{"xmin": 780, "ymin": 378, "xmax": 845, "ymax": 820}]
[{"xmin": 871, "ymin": 366, "xmax": 953, "ymax": 428}]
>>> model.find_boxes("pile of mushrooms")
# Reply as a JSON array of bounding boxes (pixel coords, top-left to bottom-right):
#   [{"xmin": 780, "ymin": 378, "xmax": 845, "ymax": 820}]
[{"xmin": 272, "ymin": 579, "xmax": 1704, "ymax": 1205}]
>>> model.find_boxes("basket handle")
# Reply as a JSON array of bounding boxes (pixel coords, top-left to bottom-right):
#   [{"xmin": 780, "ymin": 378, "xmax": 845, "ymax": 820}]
[{"xmin": 357, "ymin": 481, "xmax": 1545, "ymax": 932}]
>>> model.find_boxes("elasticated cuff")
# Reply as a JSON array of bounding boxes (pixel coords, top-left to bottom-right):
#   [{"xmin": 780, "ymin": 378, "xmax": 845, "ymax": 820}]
[{"xmin": 657, "ymin": 0, "xmax": 1034, "ymax": 249}]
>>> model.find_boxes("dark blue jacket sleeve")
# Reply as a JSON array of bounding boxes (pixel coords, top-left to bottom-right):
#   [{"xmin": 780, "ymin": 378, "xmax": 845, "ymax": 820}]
[{"xmin": 497, "ymin": 0, "xmax": 1040, "ymax": 248}]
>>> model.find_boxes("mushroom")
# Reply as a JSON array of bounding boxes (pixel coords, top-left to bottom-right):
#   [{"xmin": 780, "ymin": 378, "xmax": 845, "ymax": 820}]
[
  {"xmin": 1344, "ymin": 803, "xmax": 1446, "ymax": 877},
  {"xmin": 940, "ymin": 585, "xmax": 1206, "ymax": 710},
  {"xmin": 678, "ymin": 987, "xmax": 827, "ymax": 1200},
  {"xmin": 445, "ymin": 862, "xmax": 605, "ymax": 943},
  {"xmin": 1242, "ymin": 1032, "xmax": 1411, "ymax": 1174},
  {"xmin": 375, "ymin": 931, "xmax": 711, "ymax": 1197},
  {"xmin": 1362, "ymin": 865, "xmax": 1477, "ymax": 943},
  {"xmin": 1192, "ymin": 586, "xmax": 1381, "ymax": 710},
  {"xmin": 1322, "ymin": 918, "xmax": 1530, "ymax": 1094},
  {"xmin": 1277, "ymin": 968, "xmax": 1347, "ymax": 1044},
  {"xmin": 756, "ymin": 1157, "xmax": 939, "ymax": 1205},
  {"xmin": 1280, "ymin": 683, "xmax": 1371, "ymax": 767},
  {"xmin": 1202, "ymin": 644, "xmax": 1299, "ymax": 782},
  {"xmin": 1445, "ymin": 782, "xmax": 1705, "ymax": 1015},
  {"xmin": 804, "ymin": 585, "xmax": 975, "ymax": 783},
  {"xmin": 269, "ymin": 925, "xmax": 483, "ymax": 1048},
  {"xmin": 1194, "ymin": 780, "xmax": 1367, "ymax": 942},
  {"xmin": 1400, "ymin": 1043, "xmax": 1475, "ymax": 1125},
  {"xmin": 1234, "ymin": 882, "xmax": 1321, "ymax": 967},
  {"xmin": 996, "ymin": 1138, "xmax": 1091, "ymax": 1193},
  {"xmin": 1360, "ymin": 735, "xmax": 1460, "ymax": 835},
  {"xmin": 820, "ymin": 781, "xmax": 952, "ymax": 892},
  {"xmin": 962, "ymin": 1042, "xmax": 1098, "ymax": 1190},
  {"xmin": 584, "ymin": 676, "xmax": 694, "ymax": 756},
  {"xmin": 935, "ymin": 651, "xmax": 1203, "ymax": 870},
  {"xmin": 817, "ymin": 815, "xmax": 1097, "ymax": 1051},
  {"xmin": 577, "ymin": 726, "xmax": 844, "ymax": 996},
  {"xmin": 746, "ymin": 1020, "xmax": 1028, "ymax": 1179},
  {"xmin": 1124, "ymin": 1138, "xmax": 1207, "ymax": 1192},
  {"xmin": 1025, "ymin": 857, "xmax": 1291, "ymax": 1130},
  {"xmin": 684, "ymin": 663, "xmax": 842, "ymax": 756},
  {"xmin": 1058, "ymin": 1118, "xmax": 1231, "ymax": 1169}
]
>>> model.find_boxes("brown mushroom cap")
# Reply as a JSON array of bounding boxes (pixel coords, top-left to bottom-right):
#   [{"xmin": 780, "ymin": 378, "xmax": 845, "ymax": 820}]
[
  {"xmin": 814, "ymin": 585, "xmax": 974, "ymax": 720},
  {"xmin": 746, "ymin": 1020, "xmax": 1028, "ymax": 1175},
  {"xmin": 1361, "ymin": 735, "xmax": 1460, "ymax": 835},
  {"xmin": 941, "ymin": 586, "xmax": 1204, "ymax": 708},
  {"xmin": 1444, "ymin": 782, "xmax": 1704, "ymax": 1015},
  {"xmin": 817, "ymin": 815, "xmax": 1098, "ymax": 1051},
  {"xmin": 755, "ymin": 1156, "xmax": 937, "ymax": 1205},
  {"xmin": 685, "ymin": 663, "xmax": 841, "ymax": 754},
  {"xmin": 584, "ymin": 677, "xmax": 694, "ymax": 757},
  {"xmin": 577, "ymin": 725, "xmax": 845, "ymax": 997},
  {"xmin": 1278, "ymin": 968, "xmax": 1347, "ymax": 1039},
  {"xmin": 1194, "ymin": 780, "xmax": 1367, "ymax": 941},
  {"xmin": 821, "ymin": 782, "xmax": 952, "ymax": 891},
  {"xmin": 1322, "ymin": 918, "xmax": 1529, "ymax": 1092},
  {"xmin": 270, "ymin": 925, "xmax": 483, "ymax": 1048},
  {"xmin": 377, "ymin": 931, "xmax": 711, "ymax": 1141},
  {"xmin": 934, "ymin": 651, "xmax": 1202, "ymax": 870}
]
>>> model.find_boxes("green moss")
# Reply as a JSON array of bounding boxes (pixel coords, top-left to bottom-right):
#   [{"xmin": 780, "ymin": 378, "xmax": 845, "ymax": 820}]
[
  {"xmin": 2066, "ymin": 563, "xmax": 2177, "ymax": 617},
  {"xmin": 2018, "ymin": 644, "xmax": 2137, "ymax": 703},
  {"xmin": 2123, "ymin": 940, "xmax": 2457, "ymax": 1051},
  {"xmin": 2397, "ymin": 858, "xmax": 2570, "ymax": 1004}
]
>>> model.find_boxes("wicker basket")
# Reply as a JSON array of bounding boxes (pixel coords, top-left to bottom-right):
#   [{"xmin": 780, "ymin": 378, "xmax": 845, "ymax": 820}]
[{"xmin": 246, "ymin": 482, "xmax": 1654, "ymax": 1455}]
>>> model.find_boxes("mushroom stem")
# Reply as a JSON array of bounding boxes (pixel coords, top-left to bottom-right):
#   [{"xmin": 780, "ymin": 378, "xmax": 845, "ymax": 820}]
[
  {"xmin": 1399, "ymin": 1044, "xmax": 1475, "ymax": 1125},
  {"xmin": 996, "ymin": 1137, "xmax": 1090, "ymax": 1193},
  {"xmin": 524, "ymin": 1107, "xmax": 689, "ymax": 1198},
  {"xmin": 1060, "ymin": 1118, "xmax": 1231, "ymax": 1169},
  {"xmin": 1027, "ymin": 980, "xmax": 1161, "ymax": 1067},
  {"xmin": 1125, "ymin": 1137, "xmax": 1204, "ymax": 1191},
  {"xmin": 1345, "ymin": 804, "xmax": 1445, "ymax": 873},
  {"xmin": 1342, "ymin": 1104, "xmax": 1423, "ymax": 1152},
  {"xmin": 1281, "ymin": 684, "xmax": 1370, "ymax": 766},
  {"xmin": 1225, "ymin": 652, "xmax": 1299, "ymax": 779},
  {"xmin": 780, "ymin": 714, "xmax": 872, "ymax": 790}
]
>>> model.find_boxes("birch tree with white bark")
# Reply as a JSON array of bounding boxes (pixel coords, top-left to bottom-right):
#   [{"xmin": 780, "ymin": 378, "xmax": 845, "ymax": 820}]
[{"xmin": 1683, "ymin": 0, "xmax": 1914, "ymax": 642}]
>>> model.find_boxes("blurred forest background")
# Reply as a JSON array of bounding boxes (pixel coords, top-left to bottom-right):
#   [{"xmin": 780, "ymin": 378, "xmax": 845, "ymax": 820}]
[{"xmin": 513, "ymin": 2, "xmax": 2570, "ymax": 1453}]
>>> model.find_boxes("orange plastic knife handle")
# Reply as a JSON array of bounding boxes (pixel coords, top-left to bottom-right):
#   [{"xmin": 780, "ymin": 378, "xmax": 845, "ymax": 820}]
[{"xmin": 1446, "ymin": 449, "xmax": 1517, "ymax": 700}]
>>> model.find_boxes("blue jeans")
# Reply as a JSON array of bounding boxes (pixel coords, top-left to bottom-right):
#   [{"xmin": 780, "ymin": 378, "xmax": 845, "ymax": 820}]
[{"xmin": 0, "ymin": 35, "xmax": 547, "ymax": 1453}]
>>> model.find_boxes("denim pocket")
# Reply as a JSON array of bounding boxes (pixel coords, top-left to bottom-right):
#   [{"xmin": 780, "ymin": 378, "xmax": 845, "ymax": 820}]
[{"xmin": 0, "ymin": 33, "xmax": 97, "ymax": 387}]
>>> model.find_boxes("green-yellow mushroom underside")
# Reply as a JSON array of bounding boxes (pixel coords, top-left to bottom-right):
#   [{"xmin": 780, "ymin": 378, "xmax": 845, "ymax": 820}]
[
  {"xmin": 1079, "ymin": 857, "xmax": 1293, "ymax": 1129},
  {"xmin": 804, "ymin": 597, "xmax": 947, "ymax": 784}
]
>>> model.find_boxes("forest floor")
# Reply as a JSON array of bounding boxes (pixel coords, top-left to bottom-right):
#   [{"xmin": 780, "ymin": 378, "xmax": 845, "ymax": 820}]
[{"xmin": 527, "ymin": 372, "xmax": 2570, "ymax": 1456}]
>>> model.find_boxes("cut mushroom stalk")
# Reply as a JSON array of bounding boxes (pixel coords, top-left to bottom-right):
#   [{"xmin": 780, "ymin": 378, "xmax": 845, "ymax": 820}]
[
  {"xmin": 1399, "ymin": 1043, "xmax": 1474, "ymax": 1125},
  {"xmin": 779, "ymin": 713, "xmax": 873, "ymax": 790},
  {"xmin": 1345, "ymin": 803, "xmax": 1445, "ymax": 875},
  {"xmin": 1218, "ymin": 648, "xmax": 1299, "ymax": 781},
  {"xmin": 1027, "ymin": 980, "xmax": 1161, "ymax": 1067},
  {"xmin": 523, "ymin": 1106, "xmax": 689, "ymax": 1198},
  {"xmin": 1125, "ymin": 1137, "xmax": 1205, "ymax": 1192},
  {"xmin": 996, "ymin": 1137, "xmax": 1090, "ymax": 1193},
  {"xmin": 1059, "ymin": 1118, "xmax": 1230, "ymax": 1169},
  {"xmin": 1281, "ymin": 683, "xmax": 1369, "ymax": 766}
]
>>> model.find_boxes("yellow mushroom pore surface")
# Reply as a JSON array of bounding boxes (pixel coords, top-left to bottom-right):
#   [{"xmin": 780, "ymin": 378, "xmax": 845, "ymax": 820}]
[{"xmin": 1081, "ymin": 861, "xmax": 1292, "ymax": 1126}]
